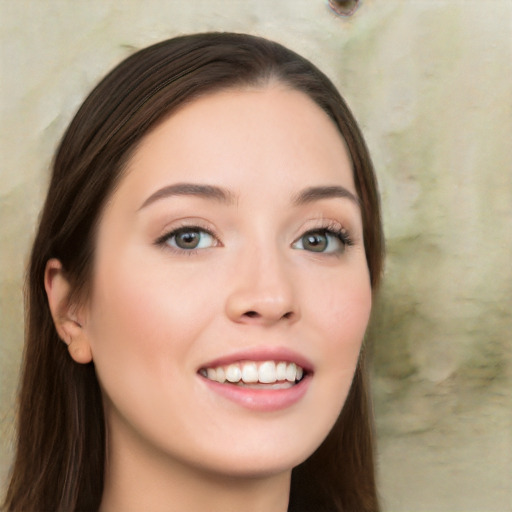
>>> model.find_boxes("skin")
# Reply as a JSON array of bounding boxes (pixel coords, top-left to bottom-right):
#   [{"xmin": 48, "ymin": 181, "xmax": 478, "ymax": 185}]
[{"xmin": 46, "ymin": 84, "xmax": 372, "ymax": 512}]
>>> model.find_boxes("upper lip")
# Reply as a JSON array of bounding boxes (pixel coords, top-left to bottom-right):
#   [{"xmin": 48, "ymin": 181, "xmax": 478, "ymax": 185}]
[{"xmin": 198, "ymin": 347, "xmax": 314, "ymax": 374}]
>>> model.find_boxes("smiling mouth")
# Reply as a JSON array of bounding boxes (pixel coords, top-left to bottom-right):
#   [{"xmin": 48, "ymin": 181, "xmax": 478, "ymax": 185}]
[{"xmin": 198, "ymin": 360, "xmax": 306, "ymax": 388}]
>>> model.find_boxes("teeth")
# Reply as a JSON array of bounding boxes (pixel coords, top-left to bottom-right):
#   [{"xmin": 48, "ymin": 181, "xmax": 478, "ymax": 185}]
[
  {"xmin": 201, "ymin": 360, "xmax": 305, "ymax": 385},
  {"xmin": 259, "ymin": 361, "xmax": 276, "ymax": 383},
  {"xmin": 285, "ymin": 362, "xmax": 297, "ymax": 383},
  {"xmin": 276, "ymin": 362, "xmax": 287, "ymax": 381},
  {"xmin": 226, "ymin": 364, "xmax": 241, "ymax": 383},
  {"xmin": 215, "ymin": 366, "xmax": 226, "ymax": 383},
  {"xmin": 241, "ymin": 362, "xmax": 258, "ymax": 383}
]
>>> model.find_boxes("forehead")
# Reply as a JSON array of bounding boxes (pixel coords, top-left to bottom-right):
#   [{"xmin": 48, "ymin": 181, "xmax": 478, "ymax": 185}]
[{"xmin": 117, "ymin": 85, "xmax": 355, "ymax": 205}]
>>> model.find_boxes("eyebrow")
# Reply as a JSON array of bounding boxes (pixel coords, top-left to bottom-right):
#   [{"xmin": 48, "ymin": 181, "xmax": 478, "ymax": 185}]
[
  {"xmin": 292, "ymin": 186, "xmax": 360, "ymax": 208},
  {"xmin": 139, "ymin": 183, "xmax": 235, "ymax": 210},
  {"xmin": 139, "ymin": 182, "xmax": 360, "ymax": 211}
]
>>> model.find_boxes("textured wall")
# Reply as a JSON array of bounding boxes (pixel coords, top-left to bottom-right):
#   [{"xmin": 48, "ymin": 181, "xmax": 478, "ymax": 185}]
[{"xmin": 1, "ymin": 1, "xmax": 511, "ymax": 510}]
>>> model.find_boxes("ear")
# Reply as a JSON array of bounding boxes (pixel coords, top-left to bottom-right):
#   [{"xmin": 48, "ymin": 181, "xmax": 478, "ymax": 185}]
[{"xmin": 44, "ymin": 258, "xmax": 93, "ymax": 364}]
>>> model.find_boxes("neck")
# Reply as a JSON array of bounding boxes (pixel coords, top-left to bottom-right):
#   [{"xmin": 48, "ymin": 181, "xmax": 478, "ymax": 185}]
[{"xmin": 99, "ymin": 415, "xmax": 291, "ymax": 512}]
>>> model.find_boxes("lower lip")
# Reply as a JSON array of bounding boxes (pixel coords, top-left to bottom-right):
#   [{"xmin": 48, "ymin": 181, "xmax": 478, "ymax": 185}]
[{"xmin": 200, "ymin": 376, "xmax": 311, "ymax": 412}]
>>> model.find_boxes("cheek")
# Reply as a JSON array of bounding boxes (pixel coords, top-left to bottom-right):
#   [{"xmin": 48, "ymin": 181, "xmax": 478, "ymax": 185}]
[
  {"xmin": 83, "ymin": 258, "xmax": 200, "ymax": 432},
  {"xmin": 293, "ymin": 268, "xmax": 371, "ymax": 458},
  {"xmin": 312, "ymin": 264, "xmax": 372, "ymax": 344},
  {"xmin": 308, "ymin": 266, "xmax": 372, "ymax": 389},
  {"xmin": 84, "ymin": 258, "xmax": 175, "ymax": 389},
  {"xmin": 85, "ymin": 248, "xmax": 221, "ymax": 375}
]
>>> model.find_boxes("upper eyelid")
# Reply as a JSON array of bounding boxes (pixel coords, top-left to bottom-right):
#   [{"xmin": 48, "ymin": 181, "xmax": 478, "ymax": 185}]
[
  {"xmin": 295, "ymin": 225, "xmax": 352, "ymax": 243},
  {"xmin": 295, "ymin": 218, "xmax": 350, "ymax": 236},
  {"xmin": 157, "ymin": 218, "xmax": 218, "ymax": 235},
  {"xmin": 155, "ymin": 223, "xmax": 220, "ymax": 247}
]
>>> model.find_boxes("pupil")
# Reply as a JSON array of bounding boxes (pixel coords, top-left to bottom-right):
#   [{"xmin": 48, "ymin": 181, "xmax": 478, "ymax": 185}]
[
  {"xmin": 304, "ymin": 233, "xmax": 327, "ymax": 252},
  {"xmin": 177, "ymin": 230, "xmax": 199, "ymax": 248}
]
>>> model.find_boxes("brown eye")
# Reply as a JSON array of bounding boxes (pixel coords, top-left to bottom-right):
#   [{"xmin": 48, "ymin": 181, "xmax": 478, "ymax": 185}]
[
  {"xmin": 302, "ymin": 232, "xmax": 328, "ymax": 252},
  {"xmin": 164, "ymin": 227, "xmax": 216, "ymax": 251},
  {"xmin": 292, "ymin": 229, "xmax": 349, "ymax": 254},
  {"xmin": 328, "ymin": 0, "xmax": 360, "ymax": 17},
  {"xmin": 174, "ymin": 229, "xmax": 201, "ymax": 249}
]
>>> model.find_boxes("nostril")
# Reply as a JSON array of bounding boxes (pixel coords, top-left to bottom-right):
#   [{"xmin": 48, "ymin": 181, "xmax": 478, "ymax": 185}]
[{"xmin": 243, "ymin": 310, "xmax": 294, "ymax": 320}]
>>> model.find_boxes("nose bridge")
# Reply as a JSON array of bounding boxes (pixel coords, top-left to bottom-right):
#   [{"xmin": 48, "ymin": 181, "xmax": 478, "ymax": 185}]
[{"xmin": 225, "ymin": 234, "xmax": 298, "ymax": 324}]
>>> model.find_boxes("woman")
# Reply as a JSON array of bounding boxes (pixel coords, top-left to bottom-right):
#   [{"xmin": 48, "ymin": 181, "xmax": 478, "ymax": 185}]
[{"xmin": 4, "ymin": 32, "xmax": 383, "ymax": 511}]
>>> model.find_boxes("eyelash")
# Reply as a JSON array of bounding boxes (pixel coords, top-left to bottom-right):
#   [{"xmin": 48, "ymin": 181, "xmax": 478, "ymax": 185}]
[
  {"xmin": 295, "ymin": 221, "xmax": 354, "ymax": 254},
  {"xmin": 154, "ymin": 221, "xmax": 354, "ymax": 255}
]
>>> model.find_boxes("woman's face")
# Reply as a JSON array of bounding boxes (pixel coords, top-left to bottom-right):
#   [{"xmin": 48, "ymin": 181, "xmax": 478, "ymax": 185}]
[{"xmin": 80, "ymin": 85, "xmax": 372, "ymax": 477}]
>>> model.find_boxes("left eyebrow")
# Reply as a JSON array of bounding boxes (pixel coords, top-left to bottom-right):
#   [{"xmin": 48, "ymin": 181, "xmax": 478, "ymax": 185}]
[{"xmin": 292, "ymin": 186, "xmax": 360, "ymax": 208}]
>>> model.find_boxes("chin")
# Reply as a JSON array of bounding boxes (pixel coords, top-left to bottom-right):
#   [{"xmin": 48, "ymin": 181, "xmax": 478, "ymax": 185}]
[{"xmin": 181, "ymin": 432, "xmax": 322, "ymax": 480}]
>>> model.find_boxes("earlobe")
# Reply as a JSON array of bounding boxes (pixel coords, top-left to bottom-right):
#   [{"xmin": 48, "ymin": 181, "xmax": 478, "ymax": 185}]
[{"xmin": 44, "ymin": 258, "xmax": 93, "ymax": 364}]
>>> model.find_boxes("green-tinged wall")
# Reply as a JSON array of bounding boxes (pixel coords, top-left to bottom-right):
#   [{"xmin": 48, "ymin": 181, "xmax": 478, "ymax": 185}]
[{"xmin": 1, "ymin": 1, "xmax": 510, "ymax": 510}]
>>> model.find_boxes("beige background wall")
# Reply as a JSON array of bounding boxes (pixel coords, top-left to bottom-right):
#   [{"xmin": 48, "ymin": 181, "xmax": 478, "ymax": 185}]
[{"xmin": 1, "ymin": 1, "xmax": 511, "ymax": 510}]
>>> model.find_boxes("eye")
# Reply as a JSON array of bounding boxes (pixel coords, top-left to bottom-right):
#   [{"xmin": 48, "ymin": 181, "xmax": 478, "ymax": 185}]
[
  {"xmin": 162, "ymin": 227, "xmax": 217, "ymax": 251},
  {"xmin": 292, "ymin": 228, "xmax": 351, "ymax": 254}
]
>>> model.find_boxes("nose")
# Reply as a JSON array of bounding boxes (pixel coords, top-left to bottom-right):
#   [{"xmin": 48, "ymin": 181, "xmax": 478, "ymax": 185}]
[{"xmin": 225, "ymin": 247, "xmax": 300, "ymax": 326}]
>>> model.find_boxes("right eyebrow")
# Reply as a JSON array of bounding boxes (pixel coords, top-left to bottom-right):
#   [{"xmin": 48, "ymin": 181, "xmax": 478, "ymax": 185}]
[{"xmin": 138, "ymin": 183, "xmax": 236, "ymax": 210}]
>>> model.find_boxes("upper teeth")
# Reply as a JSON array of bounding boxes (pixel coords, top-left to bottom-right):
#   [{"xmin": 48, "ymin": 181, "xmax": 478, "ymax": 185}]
[{"xmin": 201, "ymin": 361, "xmax": 304, "ymax": 384}]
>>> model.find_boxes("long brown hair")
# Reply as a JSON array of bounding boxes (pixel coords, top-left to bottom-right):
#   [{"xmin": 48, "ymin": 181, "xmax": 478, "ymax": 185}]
[{"xmin": 4, "ymin": 32, "xmax": 384, "ymax": 511}]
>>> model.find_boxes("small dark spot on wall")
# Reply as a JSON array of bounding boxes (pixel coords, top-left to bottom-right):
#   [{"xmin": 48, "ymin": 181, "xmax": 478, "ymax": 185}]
[{"xmin": 328, "ymin": 0, "xmax": 360, "ymax": 17}]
